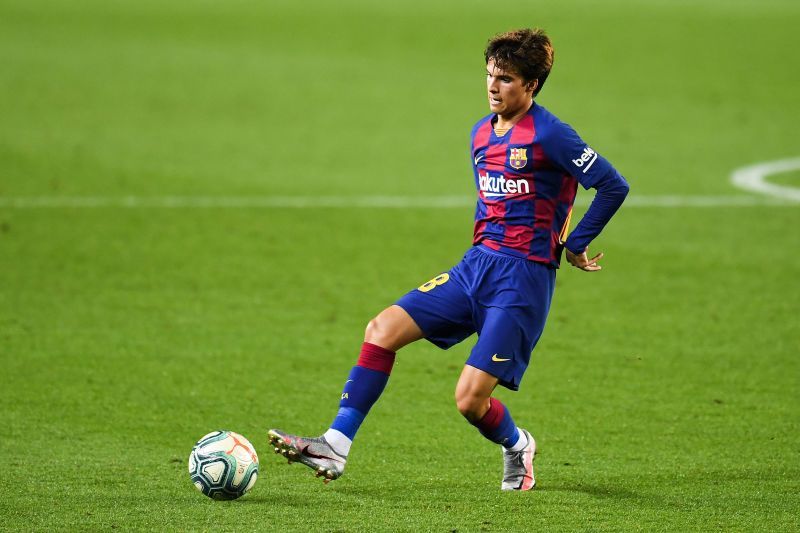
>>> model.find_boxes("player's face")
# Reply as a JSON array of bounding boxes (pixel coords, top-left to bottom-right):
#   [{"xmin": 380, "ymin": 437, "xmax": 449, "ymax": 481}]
[{"xmin": 486, "ymin": 59, "xmax": 535, "ymax": 117}]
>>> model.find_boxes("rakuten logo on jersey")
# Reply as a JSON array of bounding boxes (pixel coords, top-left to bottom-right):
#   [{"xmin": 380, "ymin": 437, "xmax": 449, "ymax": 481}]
[
  {"xmin": 478, "ymin": 172, "xmax": 530, "ymax": 198},
  {"xmin": 572, "ymin": 147, "xmax": 598, "ymax": 174}
]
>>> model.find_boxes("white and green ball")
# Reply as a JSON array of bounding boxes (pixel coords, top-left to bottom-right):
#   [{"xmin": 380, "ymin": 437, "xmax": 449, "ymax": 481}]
[{"xmin": 188, "ymin": 430, "xmax": 259, "ymax": 500}]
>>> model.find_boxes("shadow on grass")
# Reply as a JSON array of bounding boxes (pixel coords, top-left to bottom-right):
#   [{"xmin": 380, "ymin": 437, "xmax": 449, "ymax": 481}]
[
  {"xmin": 540, "ymin": 482, "xmax": 640, "ymax": 500},
  {"xmin": 234, "ymin": 493, "xmax": 331, "ymax": 507}
]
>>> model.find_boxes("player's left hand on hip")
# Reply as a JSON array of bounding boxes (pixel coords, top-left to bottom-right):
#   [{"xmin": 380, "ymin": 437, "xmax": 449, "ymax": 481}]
[{"xmin": 565, "ymin": 248, "xmax": 604, "ymax": 272}]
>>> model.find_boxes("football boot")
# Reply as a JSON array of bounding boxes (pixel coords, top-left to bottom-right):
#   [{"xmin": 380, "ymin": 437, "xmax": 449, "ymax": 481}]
[
  {"xmin": 501, "ymin": 429, "xmax": 536, "ymax": 491},
  {"xmin": 268, "ymin": 429, "xmax": 346, "ymax": 484}
]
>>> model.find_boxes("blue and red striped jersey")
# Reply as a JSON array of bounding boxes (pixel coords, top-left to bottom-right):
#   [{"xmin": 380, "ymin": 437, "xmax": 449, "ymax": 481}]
[{"xmin": 471, "ymin": 102, "xmax": 617, "ymax": 267}]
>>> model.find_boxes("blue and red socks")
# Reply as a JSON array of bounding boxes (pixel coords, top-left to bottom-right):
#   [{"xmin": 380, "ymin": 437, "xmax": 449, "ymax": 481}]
[
  {"xmin": 323, "ymin": 344, "xmax": 526, "ymax": 455},
  {"xmin": 472, "ymin": 398, "xmax": 527, "ymax": 451},
  {"xmin": 324, "ymin": 342, "xmax": 396, "ymax": 455}
]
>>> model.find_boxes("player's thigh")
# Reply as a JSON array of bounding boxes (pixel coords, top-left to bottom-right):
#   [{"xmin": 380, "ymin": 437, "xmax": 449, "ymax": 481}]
[
  {"xmin": 467, "ymin": 306, "xmax": 538, "ymax": 391},
  {"xmin": 394, "ymin": 271, "xmax": 475, "ymax": 350}
]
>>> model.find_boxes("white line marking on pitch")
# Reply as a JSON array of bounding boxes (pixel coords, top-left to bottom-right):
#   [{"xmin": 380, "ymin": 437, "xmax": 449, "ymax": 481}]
[
  {"xmin": 2, "ymin": 159, "xmax": 799, "ymax": 209},
  {"xmin": 0, "ymin": 194, "xmax": 796, "ymax": 209},
  {"xmin": 730, "ymin": 157, "xmax": 800, "ymax": 201}
]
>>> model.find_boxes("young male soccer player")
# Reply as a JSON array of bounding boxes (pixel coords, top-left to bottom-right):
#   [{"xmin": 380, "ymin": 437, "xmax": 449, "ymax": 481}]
[{"xmin": 269, "ymin": 28, "xmax": 629, "ymax": 490}]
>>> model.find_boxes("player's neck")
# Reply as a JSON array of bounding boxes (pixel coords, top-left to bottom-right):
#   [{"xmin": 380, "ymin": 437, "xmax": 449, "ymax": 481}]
[{"xmin": 494, "ymin": 100, "xmax": 533, "ymax": 134}]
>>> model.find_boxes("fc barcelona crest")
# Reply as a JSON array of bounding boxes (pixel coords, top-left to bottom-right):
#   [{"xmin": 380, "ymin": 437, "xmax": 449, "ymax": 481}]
[{"xmin": 509, "ymin": 148, "xmax": 528, "ymax": 169}]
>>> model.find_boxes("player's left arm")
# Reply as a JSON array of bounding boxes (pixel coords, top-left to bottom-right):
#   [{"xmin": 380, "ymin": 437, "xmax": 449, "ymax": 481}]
[
  {"xmin": 564, "ymin": 168, "xmax": 629, "ymax": 271},
  {"xmin": 540, "ymin": 121, "xmax": 630, "ymax": 271}
]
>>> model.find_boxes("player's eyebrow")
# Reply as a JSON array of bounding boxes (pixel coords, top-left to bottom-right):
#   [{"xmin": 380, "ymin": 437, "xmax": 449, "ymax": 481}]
[{"xmin": 487, "ymin": 69, "xmax": 511, "ymax": 78}]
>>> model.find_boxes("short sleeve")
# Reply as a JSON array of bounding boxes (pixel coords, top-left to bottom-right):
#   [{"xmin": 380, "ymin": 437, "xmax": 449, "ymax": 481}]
[{"xmin": 538, "ymin": 120, "xmax": 616, "ymax": 190}]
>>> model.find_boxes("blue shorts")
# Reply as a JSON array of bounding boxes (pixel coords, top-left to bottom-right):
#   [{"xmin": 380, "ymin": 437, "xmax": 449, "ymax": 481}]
[{"xmin": 395, "ymin": 245, "xmax": 556, "ymax": 391}]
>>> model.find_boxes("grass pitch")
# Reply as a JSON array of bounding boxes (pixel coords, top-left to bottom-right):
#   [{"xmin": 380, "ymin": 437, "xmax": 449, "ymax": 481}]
[{"xmin": 1, "ymin": 0, "xmax": 799, "ymax": 531}]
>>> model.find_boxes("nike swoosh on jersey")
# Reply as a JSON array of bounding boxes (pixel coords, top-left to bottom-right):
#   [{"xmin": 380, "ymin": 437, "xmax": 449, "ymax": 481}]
[
  {"xmin": 491, "ymin": 354, "xmax": 511, "ymax": 362},
  {"xmin": 474, "ymin": 154, "xmax": 485, "ymax": 165}
]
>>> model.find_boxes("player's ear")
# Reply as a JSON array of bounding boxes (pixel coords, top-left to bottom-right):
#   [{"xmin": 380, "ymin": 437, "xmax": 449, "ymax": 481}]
[{"xmin": 527, "ymin": 79, "xmax": 539, "ymax": 93}]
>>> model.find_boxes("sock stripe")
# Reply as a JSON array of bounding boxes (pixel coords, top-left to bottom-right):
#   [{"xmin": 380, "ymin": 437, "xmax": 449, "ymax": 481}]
[
  {"xmin": 476, "ymin": 398, "xmax": 506, "ymax": 432},
  {"xmin": 472, "ymin": 398, "xmax": 520, "ymax": 448},
  {"xmin": 357, "ymin": 342, "xmax": 396, "ymax": 374}
]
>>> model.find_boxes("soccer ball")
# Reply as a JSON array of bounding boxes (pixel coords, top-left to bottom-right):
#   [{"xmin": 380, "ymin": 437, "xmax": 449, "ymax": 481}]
[{"xmin": 188, "ymin": 430, "xmax": 259, "ymax": 500}]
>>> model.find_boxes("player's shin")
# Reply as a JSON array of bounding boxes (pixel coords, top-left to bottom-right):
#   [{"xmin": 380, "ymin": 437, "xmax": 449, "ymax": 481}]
[
  {"xmin": 324, "ymin": 342, "xmax": 396, "ymax": 455},
  {"xmin": 471, "ymin": 398, "xmax": 527, "ymax": 450}
]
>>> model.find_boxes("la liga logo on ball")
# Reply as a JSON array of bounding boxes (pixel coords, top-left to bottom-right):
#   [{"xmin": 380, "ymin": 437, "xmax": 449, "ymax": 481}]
[{"xmin": 188, "ymin": 430, "xmax": 259, "ymax": 500}]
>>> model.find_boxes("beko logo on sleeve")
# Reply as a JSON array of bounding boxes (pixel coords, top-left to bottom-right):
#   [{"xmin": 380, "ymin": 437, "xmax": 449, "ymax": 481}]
[{"xmin": 572, "ymin": 147, "xmax": 597, "ymax": 174}]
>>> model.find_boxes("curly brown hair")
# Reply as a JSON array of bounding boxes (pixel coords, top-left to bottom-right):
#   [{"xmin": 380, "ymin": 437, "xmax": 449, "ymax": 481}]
[{"xmin": 485, "ymin": 28, "xmax": 554, "ymax": 96}]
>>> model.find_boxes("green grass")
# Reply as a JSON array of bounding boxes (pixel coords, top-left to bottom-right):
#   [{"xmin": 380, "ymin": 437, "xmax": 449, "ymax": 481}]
[
  {"xmin": 1, "ymin": 0, "xmax": 799, "ymax": 530},
  {"xmin": 768, "ymin": 169, "xmax": 800, "ymax": 188}
]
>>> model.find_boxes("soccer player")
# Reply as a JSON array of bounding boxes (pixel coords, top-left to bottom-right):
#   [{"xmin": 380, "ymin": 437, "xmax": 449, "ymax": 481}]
[{"xmin": 269, "ymin": 28, "xmax": 629, "ymax": 490}]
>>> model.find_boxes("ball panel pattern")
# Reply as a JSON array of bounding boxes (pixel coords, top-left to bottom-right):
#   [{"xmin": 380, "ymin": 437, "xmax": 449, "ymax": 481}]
[{"xmin": 188, "ymin": 430, "xmax": 259, "ymax": 500}]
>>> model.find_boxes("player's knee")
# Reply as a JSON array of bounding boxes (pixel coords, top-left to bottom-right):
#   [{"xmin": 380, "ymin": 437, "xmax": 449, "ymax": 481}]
[
  {"xmin": 364, "ymin": 306, "xmax": 422, "ymax": 352},
  {"xmin": 364, "ymin": 315, "xmax": 389, "ymax": 346},
  {"xmin": 364, "ymin": 317, "xmax": 384, "ymax": 344},
  {"xmin": 455, "ymin": 393, "xmax": 485, "ymax": 423}
]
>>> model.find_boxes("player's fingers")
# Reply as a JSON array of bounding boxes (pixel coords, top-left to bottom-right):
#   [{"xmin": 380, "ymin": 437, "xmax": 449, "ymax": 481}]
[{"xmin": 589, "ymin": 252, "xmax": 604, "ymax": 262}]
